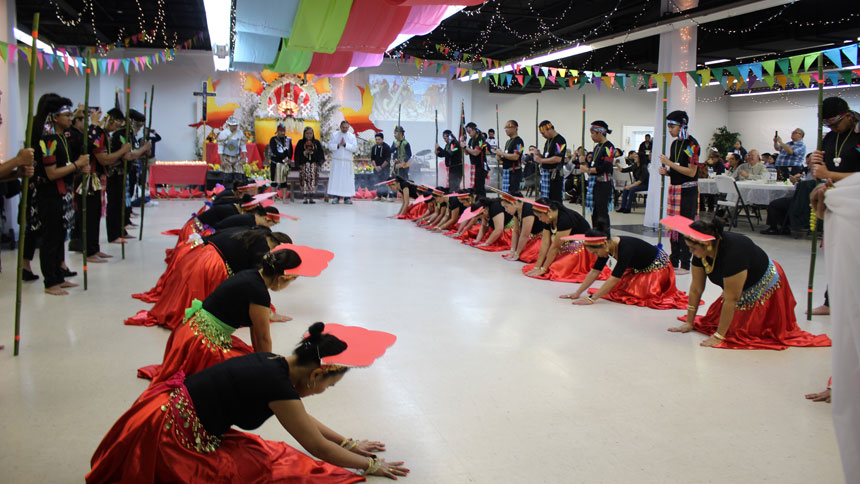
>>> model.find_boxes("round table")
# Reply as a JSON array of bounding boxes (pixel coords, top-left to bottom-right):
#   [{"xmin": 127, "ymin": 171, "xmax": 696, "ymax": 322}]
[{"xmin": 697, "ymin": 179, "xmax": 796, "ymax": 205}]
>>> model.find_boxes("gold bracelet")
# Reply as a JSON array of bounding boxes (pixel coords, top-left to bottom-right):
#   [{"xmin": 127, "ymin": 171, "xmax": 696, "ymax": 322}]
[
  {"xmin": 687, "ymin": 305, "xmax": 697, "ymax": 311},
  {"xmin": 339, "ymin": 438, "xmax": 354, "ymax": 449},
  {"xmin": 364, "ymin": 457, "xmax": 381, "ymax": 475},
  {"xmin": 712, "ymin": 332, "xmax": 726, "ymax": 340},
  {"xmin": 586, "ymin": 295, "xmax": 596, "ymax": 303}
]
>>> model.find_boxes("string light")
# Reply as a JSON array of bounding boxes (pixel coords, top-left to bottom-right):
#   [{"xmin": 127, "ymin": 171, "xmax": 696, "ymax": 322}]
[
  {"xmin": 786, "ymin": 12, "xmax": 860, "ymax": 27},
  {"xmin": 667, "ymin": 0, "xmax": 798, "ymax": 35}
]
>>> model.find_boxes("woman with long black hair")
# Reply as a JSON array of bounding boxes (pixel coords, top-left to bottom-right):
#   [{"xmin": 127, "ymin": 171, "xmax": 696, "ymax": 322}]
[
  {"xmin": 88, "ymin": 323, "xmax": 408, "ymax": 482},
  {"xmin": 295, "ymin": 126, "xmax": 324, "ymax": 204}
]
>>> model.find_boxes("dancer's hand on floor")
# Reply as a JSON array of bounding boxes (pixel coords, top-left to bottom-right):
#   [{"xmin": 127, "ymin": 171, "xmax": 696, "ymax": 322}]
[
  {"xmin": 571, "ymin": 297, "xmax": 594, "ymax": 305},
  {"xmin": 270, "ymin": 313, "xmax": 292, "ymax": 322},
  {"xmin": 559, "ymin": 292, "xmax": 579, "ymax": 299},
  {"xmin": 667, "ymin": 323, "xmax": 693, "ymax": 333},
  {"xmin": 352, "ymin": 439, "xmax": 386, "ymax": 456},
  {"xmin": 805, "ymin": 388, "xmax": 831, "ymax": 403},
  {"xmin": 372, "ymin": 459, "xmax": 410, "ymax": 480}
]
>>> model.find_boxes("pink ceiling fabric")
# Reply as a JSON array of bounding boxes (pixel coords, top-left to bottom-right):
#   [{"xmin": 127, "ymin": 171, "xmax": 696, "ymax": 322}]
[
  {"xmin": 307, "ymin": 51, "xmax": 356, "ymax": 75},
  {"xmin": 336, "ymin": 0, "xmax": 412, "ymax": 53},
  {"xmin": 385, "ymin": 0, "xmax": 483, "ymax": 6}
]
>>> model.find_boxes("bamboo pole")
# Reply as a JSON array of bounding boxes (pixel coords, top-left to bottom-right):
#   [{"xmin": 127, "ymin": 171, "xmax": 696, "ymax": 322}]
[
  {"xmin": 434, "ymin": 109, "xmax": 439, "ymax": 187},
  {"xmin": 657, "ymin": 82, "xmax": 668, "ymax": 249},
  {"xmin": 581, "ymin": 94, "xmax": 586, "ymax": 215},
  {"xmin": 13, "ymin": 13, "xmax": 40, "ymax": 356},
  {"xmin": 535, "ymin": 98, "xmax": 539, "ymax": 197},
  {"xmin": 139, "ymin": 85, "xmax": 154, "ymax": 241},
  {"xmin": 121, "ymin": 73, "xmax": 131, "ymax": 259},
  {"xmin": 81, "ymin": 52, "xmax": 91, "ymax": 289},
  {"xmin": 495, "ymin": 104, "xmax": 501, "ymax": 189},
  {"xmin": 807, "ymin": 52, "xmax": 825, "ymax": 320}
]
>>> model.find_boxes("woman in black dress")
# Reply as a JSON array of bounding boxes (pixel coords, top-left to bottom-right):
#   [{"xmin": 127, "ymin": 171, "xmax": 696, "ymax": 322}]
[
  {"xmin": 88, "ymin": 323, "xmax": 408, "ymax": 483},
  {"xmin": 295, "ymin": 127, "xmax": 324, "ymax": 204},
  {"xmin": 664, "ymin": 216, "xmax": 831, "ymax": 350},
  {"xmin": 501, "ymin": 194, "xmax": 545, "ymax": 262},
  {"xmin": 523, "ymin": 198, "xmax": 600, "ymax": 283}
]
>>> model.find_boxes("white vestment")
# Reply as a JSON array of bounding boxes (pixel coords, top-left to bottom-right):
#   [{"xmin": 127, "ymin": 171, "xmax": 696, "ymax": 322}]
[
  {"xmin": 824, "ymin": 173, "xmax": 860, "ymax": 484},
  {"xmin": 327, "ymin": 131, "xmax": 357, "ymax": 197}
]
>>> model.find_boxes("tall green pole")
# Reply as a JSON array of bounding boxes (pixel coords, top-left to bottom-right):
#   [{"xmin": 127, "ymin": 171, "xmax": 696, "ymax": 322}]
[
  {"xmin": 14, "ymin": 13, "xmax": 40, "ymax": 356},
  {"xmin": 495, "ymin": 104, "xmax": 501, "ymax": 189},
  {"xmin": 434, "ymin": 108, "xmax": 439, "ymax": 187},
  {"xmin": 139, "ymin": 85, "xmax": 154, "ymax": 241},
  {"xmin": 535, "ymin": 98, "xmax": 539, "ymax": 197},
  {"xmin": 657, "ymin": 82, "xmax": 668, "ymax": 249},
  {"xmin": 581, "ymin": 94, "xmax": 586, "ymax": 215},
  {"xmin": 807, "ymin": 52, "xmax": 825, "ymax": 320},
  {"xmin": 81, "ymin": 52, "xmax": 91, "ymax": 290},
  {"xmin": 121, "ymin": 73, "xmax": 131, "ymax": 259}
]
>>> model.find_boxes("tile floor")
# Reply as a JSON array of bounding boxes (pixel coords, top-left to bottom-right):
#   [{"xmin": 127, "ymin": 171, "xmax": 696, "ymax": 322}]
[{"xmin": 0, "ymin": 199, "xmax": 841, "ymax": 483}]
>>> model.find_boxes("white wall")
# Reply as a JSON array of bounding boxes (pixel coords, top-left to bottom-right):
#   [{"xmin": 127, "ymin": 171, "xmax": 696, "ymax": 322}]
[{"xmin": 469, "ymin": 82, "xmax": 728, "ymax": 155}]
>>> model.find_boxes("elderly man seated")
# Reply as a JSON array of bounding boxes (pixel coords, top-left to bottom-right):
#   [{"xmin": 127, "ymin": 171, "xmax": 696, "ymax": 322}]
[
  {"xmin": 731, "ymin": 149, "xmax": 766, "ymax": 180},
  {"xmin": 761, "ymin": 153, "xmax": 814, "ymax": 236}
]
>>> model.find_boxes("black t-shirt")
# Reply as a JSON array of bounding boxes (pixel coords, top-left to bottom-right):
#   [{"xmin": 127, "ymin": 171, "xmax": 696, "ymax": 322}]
[
  {"xmin": 294, "ymin": 139, "xmax": 324, "ymax": 166},
  {"xmin": 487, "ymin": 199, "xmax": 513, "ymax": 229},
  {"xmin": 35, "ymin": 132, "xmax": 74, "ymax": 197},
  {"xmin": 593, "ymin": 236, "xmax": 659, "ymax": 278},
  {"xmin": 185, "ymin": 352, "xmax": 299, "ymax": 436},
  {"xmin": 552, "ymin": 206, "xmax": 590, "ymax": 234},
  {"xmin": 520, "ymin": 203, "xmax": 545, "ymax": 235},
  {"xmin": 202, "ymin": 269, "xmax": 271, "ymax": 328},
  {"xmin": 668, "ymin": 135, "xmax": 700, "ymax": 186},
  {"xmin": 591, "ymin": 141, "xmax": 616, "ymax": 182},
  {"xmin": 212, "ymin": 190, "xmax": 241, "ymax": 206},
  {"xmin": 197, "ymin": 204, "xmax": 240, "ymax": 227},
  {"xmin": 502, "ymin": 136, "xmax": 524, "ymax": 170},
  {"xmin": 467, "ymin": 135, "xmax": 487, "ymax": 168},
  {"xmin": 206, "ymin": 228, "xmax": 271, "ymax": 273},
  {"xmin": 371, "ymin": 143, "xmax": 392, "ymax": 167},
  {"xmin": 87, "ymin": 125, "xmax": 109, "ymax": 175},
  {"xmin": 691, "ymin": 232, "xmax": 769, "ymax": 290},
  {"xmin": 638, "ymin": 140, "xmax": 652, "ymax": 164},
  {"xmin": 622, "ymin": 163, "xmax": 650, "ymax": 187},
  {"xmin": 401, "ymin": 182, "xmax": 419, "ymax": 199},
  {"xmin": 268, "ymin": 136, "xmax": 293, "ymax": 164},
  {"xmin": 436, "ymin": 140, "xmax": 463, "ymax": 168},
  {"xmin": 214, "ymin": 213, "xmax": 255, "ymax": 230},
  {"xmin": 822, "ymin": 124, "xmax": 860, "ymax": 174},
  {"xmin": 541, "ymin": 134, "xmax": 566, "ymax": 171}
]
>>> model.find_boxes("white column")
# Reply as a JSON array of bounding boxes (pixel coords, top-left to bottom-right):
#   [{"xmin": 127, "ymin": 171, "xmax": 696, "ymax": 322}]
[
  {"xmin": 644, "ymin": 0, "xmax": 699, "ymax": 229},
  {"xmin": 1, "ymin": 0, "xmax": 22, "ymax": 238}
]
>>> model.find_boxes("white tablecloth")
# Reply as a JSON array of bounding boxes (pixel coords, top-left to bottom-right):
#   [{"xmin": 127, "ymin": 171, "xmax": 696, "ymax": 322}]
[{"xmin": 697, "ymin": 179, "xmax": 796, "ymax": 205}]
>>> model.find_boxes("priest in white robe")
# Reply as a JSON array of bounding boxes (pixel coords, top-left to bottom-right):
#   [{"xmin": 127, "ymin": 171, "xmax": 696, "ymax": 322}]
[{"xmin": 327, "ymin": 120, "xmax": 357, "ymax": 204}]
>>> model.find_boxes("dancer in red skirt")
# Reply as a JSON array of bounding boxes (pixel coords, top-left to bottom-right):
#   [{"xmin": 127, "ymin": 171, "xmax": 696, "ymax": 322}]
[
  {"xmin": 559, "ymin": 231, "xmax": 691, "ymax": 310},
  {"xmin": 87, "ymin": 323, "xmax": 408, "ymax": 483},
  {"xmin": 214, "ymin": 205, "xmax": 289, "ymax": 230},
  {"xmin": 143, "ymin": 244, "xmax": 335, "ymax": 384},
  {"xmin": 501, "ymin": 194, "xmax": 545, "ymax": 262},
  {"xmin": 452, "ymin": 201, "xmax": 484, "ymax": 241},
  {"xmin": 664, "ymin": 216, "xmax": 832, "ymax": 350},
  {"xmin": 437, "ymin": 191, "xmax": 475, "ymax": 233},
  {"xmin": 415, "ymin": 188, "xmax": 448, "ymax": 228},
  {"xmin": 126, "ymin": 226, "xmax": 292, "ymax": 329},
  {"xmin": 522, "ymin": 199, "xmax": 607, "ymax": 283},
  {"xmin": 470, "ymin": 196, "xmax": 514, "ymax": 251}
]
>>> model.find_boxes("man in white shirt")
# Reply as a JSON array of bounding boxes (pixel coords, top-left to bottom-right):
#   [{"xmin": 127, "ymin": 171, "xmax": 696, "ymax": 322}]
[
  {"xmin": 732, "ymin": 149, "xmax": 766, "ymax": 180},
  {"xmin": 216, "ymin": 116, "xmax": 247, "ymax": 187},
  {"xmin": 327, "ymin": 120, "xmax": 358, "ymax": 204}
]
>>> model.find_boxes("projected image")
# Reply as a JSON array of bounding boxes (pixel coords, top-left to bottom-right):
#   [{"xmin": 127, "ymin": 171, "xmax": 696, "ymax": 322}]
[{"xmin": 369, "ymin": 75, "xmax": 447, "ymax": 122}]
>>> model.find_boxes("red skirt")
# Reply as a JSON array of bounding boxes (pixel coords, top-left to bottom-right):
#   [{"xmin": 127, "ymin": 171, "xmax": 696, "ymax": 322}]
[
  {"xmin": 165, "ymin": 216, "xmax": 214, "ymax": 265},
  {"xmin": 125, "ymin": 245, "xmax": 229, "ymax": 329},
  {"xmin": 133, "ymin": 240, "xmax": 202, "ymax": 303},
  {"xmin": 453, "ymin": 224, "xmax": 481, "ymax": 241},
  {"xmin": 522, "ymin": 241, "xmax": 611, "ymax": 283},
  {"xmin": 515, "ymin": 235, "xmax": 542, "ymax": 263},
  {"xmin": 139, "ymin": 302, "xmax": 254, "ymax": 384},
  {"xmin": 679, "ymin": 261, "xmax": 832, "ymax": 350},
  {"xmin": 587, "ymin": 251, "xmax": 691, "ymax": 310},
  {"xmin": 397, "ymin": 203, "xmax": 427, "ymax": 220},
  {"xmin": 475, "ymin": 228, "xmax": 513, "ymax": 252},
  {"xmin": 86, "ymin": 373, "xmax": 363, "ymax": 484}
]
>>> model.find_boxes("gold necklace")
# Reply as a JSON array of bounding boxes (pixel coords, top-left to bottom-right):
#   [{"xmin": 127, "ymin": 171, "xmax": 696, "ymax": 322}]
[{"xmin": 700, "ymin": 240, "xmax": 720, "ymax": 274}]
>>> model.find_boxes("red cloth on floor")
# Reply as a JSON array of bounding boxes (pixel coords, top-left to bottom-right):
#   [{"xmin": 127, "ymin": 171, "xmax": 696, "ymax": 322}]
[
  {"xmin": 475, "ymin": 228, "xmax": 513, "ymax": 252},
  {"xmin": 133, "ymin": 241, "xmax": 201, "ymax": 303},
  {"xmin": 139, "ymin": 315, "xmax": 254, "ymax": 384},
  {"xmin": 397, "ymin": 202, "xmax": 427, "ymax": 220},
  {"xmin": 678, "ymin": 262, "xmax": 832, "ymax": 350},
  {"xmin": 587, "ymin": 264, "xmax": 692, "ymax": 310},
  {"xmin": 514, "ymin": 235, "xmax": 542, "ymax": 263},
  {"xmin": 522, "ymin": 241, "xmax": 611, "ymax": 283},
  {"xmin": 453, "ymin": 224, "xmax": 480, "ymax": 241},
  {"xmin": 125, "ymin": 245, "xmax": 229, "ymax": 329},
  {"xmin": 86, "ymin": 374, "xmax": 364, "ymax": 484}
]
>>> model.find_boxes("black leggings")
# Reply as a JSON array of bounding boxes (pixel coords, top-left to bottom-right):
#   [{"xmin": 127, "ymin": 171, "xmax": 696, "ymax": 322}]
[
  {"xmin": 670, "ymin": 186, "xmax": 698, "ymax": 270},
  {"xmin": 36, "ymin": 195, "xmax": 67, "ymax": 288},
  {"xmin": 591, "ymin": 181, "xmax": 612, "ymax": 233}
]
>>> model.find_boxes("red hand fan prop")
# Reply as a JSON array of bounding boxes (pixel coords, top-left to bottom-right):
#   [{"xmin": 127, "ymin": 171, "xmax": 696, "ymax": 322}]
[
  {"xmin": 270, "ymin": 243, "xmax": 334, "ymax": 277},
  {"xmin": 315, "ymin": 323, "xmax": 396, "ymax": 368},
  {"xmin": 660, "ymin": 215, "xmax": 715, "ymax": 242},
  {"xmin": 457, "ymin": 206, "xmax": 484, "ymax": 224}
]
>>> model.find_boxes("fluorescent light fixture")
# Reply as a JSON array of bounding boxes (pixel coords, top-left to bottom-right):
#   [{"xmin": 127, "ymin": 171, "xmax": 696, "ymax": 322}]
[
  {"xmin": 14, "ymin": 27, "xmax": 80, "ymax": 68},
  {"xmin": 704, "ymin": 58, "xmax": 730, "ymax": 65},
  {"xmin": 730, "ymin": 83, "xmax": 860, "ymax": 97},
  {"xmin": 203, "ymin": 0, "xmax": 232, "ymax": 71},
  {"xmin": 457, "ymin": 44, "xmax": 591, "ymax": 82}
]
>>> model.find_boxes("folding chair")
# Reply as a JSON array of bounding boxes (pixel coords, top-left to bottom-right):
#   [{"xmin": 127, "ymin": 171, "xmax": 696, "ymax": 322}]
[{"xmin": 713, "ymin": 175, "xmax": 760, "ymax": 231}]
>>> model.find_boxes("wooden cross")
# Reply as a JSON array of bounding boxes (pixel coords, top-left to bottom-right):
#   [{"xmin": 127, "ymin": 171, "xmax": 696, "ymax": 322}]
[{"xmin": 193, "ymin": 81, "xmax": 217, "ymax": 161}]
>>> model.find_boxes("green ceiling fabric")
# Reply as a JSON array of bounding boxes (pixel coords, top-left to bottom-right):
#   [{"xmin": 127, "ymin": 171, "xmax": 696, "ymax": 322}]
[
  {"xmin": 267, "ymin": 39, "xmax": 313, "ymax": 73},
  {"xmin": 286, "ymin": 0, "xmax": 354, "ymax": 54}
]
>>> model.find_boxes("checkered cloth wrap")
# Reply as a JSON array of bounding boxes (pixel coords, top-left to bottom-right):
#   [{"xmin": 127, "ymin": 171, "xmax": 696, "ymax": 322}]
[
  {"xmin": 540, "ymin": 169, "xmax": 551, "ymax": 198},
  {"xmin": 502, "ymin": 169, "xmax": 511, "ymax": 193},
  {"xmin": 666, "ymin": 181, "xmax": 698, "ymax": 241},
  {"xmin": 585, "ymin": 175, "xmax": 613, "ymax": 214}
]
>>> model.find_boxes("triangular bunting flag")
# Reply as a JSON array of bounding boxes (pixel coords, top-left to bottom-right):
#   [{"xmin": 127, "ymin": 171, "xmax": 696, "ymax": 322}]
[
  {"xmin": 764, "ymin": 76, "xmax": 775, "ymax": 88},
  {"xmin": 37, "ymin": 51, "xmax": 43, "ymax": 69},
  {"xmin": 549, "ymin": 67, "xmax": 557, "ymax": 77},
  {"xmin": 617, "ymin": 73, "xmax": 626, "ymax": 90},
  {"xmin": 594, "ymin": 77, "xmax": 602, "ymax": 91},
  {"xmin": 525, "ymin": 66, "xmax": 533, "ymax": 76},
  {"xmin": 719, "ymin": 76, "xmax": 729, "ymax": 90},
  {"xmin": 569, "ymin": 77, "xmax": 575, "ymax": 88},
  {"xmin": 686, "ymin": 71, "xmax": 701, "ymax": 87},
  {"xmin": 787, "ymin": 73, "xmax": 800, "ymax": 87},
  {"xmin": 91, "ymin": 57, "xmax": 98, "ymax": 75},
  {"xmin": 776, "ymin": 58, "xmax": 790, "ymax": 75},
  {"xmin": 558, "ymin": 68, "xmax": 567, "ymax": 77},
  {"xmin": 826, "ymin": 72, "xmax": 840, "ymax": 87},
  {"xmin": 799, "ymin": 73, "xmax": 811, "ymax": 87},
  {"xmin": 749, "ymin": 63, "xmax": 763, "ymax": 80},
  {"xmin": 789, "ymin": 55, "xmax": 804, "ymax": 73},
  {"xmin": 505, "ymin": 73, "xmax": 512, "ymax": 86},
  {"xmin": 675, "ymin": 72, "xmax": 688, "ymax": 88},
  {"xmin": 523, "ymin": 75, "xmax": 533, "ymax": 88},
  {"xmin": 839, "ymin": 70, "xmax": 853, "ymax": 86},
  {"xmin": 515, "ymin": 74, "xmax": 523, "ymax": 86},
  {"xmin": 541, "ymin": 67, "xmax": 549, "ymax": 77},
  {"xmin": 601, "ymin": 75, "xmax": 611, "ymax": 88},
  {"xmin": 711, "ymin": 68, "xmax": 723, "ymax": 84},
  {"xmin": 699, "ymin": 69, "xmax": 711, "ymax": 86},
  {"xmin": 841, "ymin": 44, "xmax": 858, "ymax": 66},
  {"xmin": 122, "ymin": 59, "xmax": 130, "ymax": 73},
  {"xmin": 775, "ymin": 74, "xmax": 788, "ymax": 88},
  {"xmin": 803, "ymin": 53, "xmax": 818, "ymax": 72},
  {"xmin": 727, "ymin": 66, "xmax": 742, "ymax": 83},
  {"xmin": 747, "ymin": 74, "xmax": 757, "ymax": 89},
  {"xmin": 548, "ymin": 74, "xmax": 556, "ymax": 84},
  {"xmin": 538, "ymin": 76, "xmax": 546, "ymax": 88},
  {"xmin": 761, "ymin": 60, "xmax": 775, "ymax": 77},
  {"xmin": 98, "ymin": 58, "xmax": 108, "ymax": 74},
  {"xmin": 0, "ymin": 42, "xmax": 6, "ymax": 62},
  {"xmin": 823, "ymin": 48, "xmax": 843, "ymax": 69},
  {"xmin": 629, "ymin": 73, "xmax": 638, "ymax": 87},
  {"xmin": 44, "ymin": 53, "xmax": 54, "ymax": 69},
  {"xmin": 414, "ymin": 57, "xmax": 422, "ymax": 69},
  {"xmin": 662, "ymin": 73, "xmax": 673, "ymax": 87}
]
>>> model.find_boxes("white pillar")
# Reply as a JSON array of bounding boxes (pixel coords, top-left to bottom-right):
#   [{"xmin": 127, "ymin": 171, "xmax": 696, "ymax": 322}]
[
  {"xmin": 644, "ymin": 0, "xmax": 699, "ymax": 229},
  {"xmin": 1, "ymin": 0, "xmax": 22, "ymax": 239}
]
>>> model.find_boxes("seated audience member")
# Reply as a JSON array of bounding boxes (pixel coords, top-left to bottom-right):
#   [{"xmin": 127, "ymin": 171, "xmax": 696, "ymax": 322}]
[
  {"xmin": 761, "ymin": 153, "xmax": 814, "ymax": 236},
  {"xmin": 731, "ymin": 140, "xmax": 748, "ymax": 161},
  {"xmin": 616, "ymin": 152, "xmax": 649, "ymax": 213},
  {"xmin": 725, "ymin": 153, "xmax": 742, "ymax": 178},
  {"xmin": 732, "ymin": 150, "xmax": 765, "ymax": 180}
]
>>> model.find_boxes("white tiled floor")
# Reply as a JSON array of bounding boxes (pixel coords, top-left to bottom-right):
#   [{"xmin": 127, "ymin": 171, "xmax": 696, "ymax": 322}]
[{"xmin": 0, "ymin": 199, "xmax": 841, "ymax": 483}]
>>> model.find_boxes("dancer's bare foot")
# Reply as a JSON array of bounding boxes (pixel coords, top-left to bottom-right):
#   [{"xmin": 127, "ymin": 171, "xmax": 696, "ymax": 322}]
[
  {"xmin": 805, "ymin": 388, "xmax": 831, "ymax": 403},
  {"xmin": 811, "ymin": 305, "xmax": 830, "ymax": 316},
  {"xmin": 668, "ymin": 323, "xmax": 694, "ymax": 333},
  {"xmin": 675, "ymin": 268, "xmax": 690, "ymax": 276},
  {"xmin": 96, "ymin": 252, "xmax": 113, "ymax": 258},
  {"xmin": 60, "ymin": 281, "xmax": 79, "ymax": 288},
  {"xmin": 87, "ymin": 255, "xmax": 107, "ymax": 263},
  {"xmin": 270, "ymin": 313, "xmax": 292, "ymax": 322},
  {"xmin": 45, "ymin": 285, "xmax": 69, "ymax": 296},
  {"xmin": 109, "ymin": 239, "xmax": 123, "ymax": 244}
]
